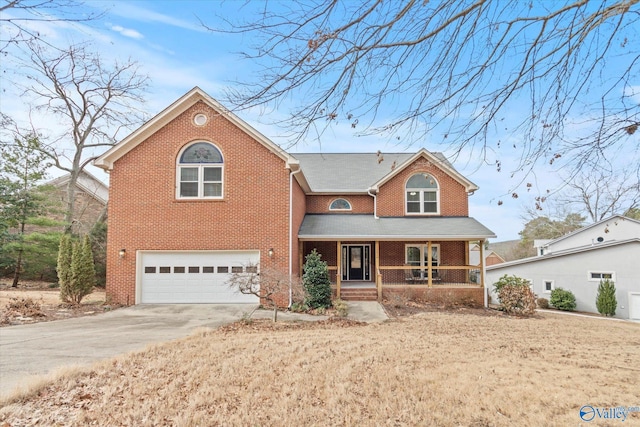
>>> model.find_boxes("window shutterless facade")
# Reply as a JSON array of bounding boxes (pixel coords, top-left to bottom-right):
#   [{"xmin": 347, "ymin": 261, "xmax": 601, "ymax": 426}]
[
  {"xmin": 330, "ymin": 198, "xmax": 352, "ymax": 211},
  {"xmin": 406, "ymin": 173, "xmax": 439, "ymax": 214},
  {"xmin": 588, "ymin": 271, "xmax": 615, "ymax": 281},
  {"xmin": 177, "ymin": 142, "xmax": 224, "ymax": 199},
  {"xmin": 543, "ymin": 280, "xmax": 554, "ymax": 293}
]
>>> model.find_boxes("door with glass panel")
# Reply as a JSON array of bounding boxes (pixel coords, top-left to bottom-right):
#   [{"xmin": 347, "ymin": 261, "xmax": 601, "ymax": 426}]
[
  {"xmin": 341, "ymin": 245, "xmax": 371, "ymax": 281},
  {"xmin": 405, "ymin": 244, "xmax": 440, "ymax": 279}
]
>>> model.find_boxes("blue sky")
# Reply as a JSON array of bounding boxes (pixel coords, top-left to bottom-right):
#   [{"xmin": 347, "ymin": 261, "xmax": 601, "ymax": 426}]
[{"xmin": 4, "ymin": 0, "xmax": 634, "ymax": 241}]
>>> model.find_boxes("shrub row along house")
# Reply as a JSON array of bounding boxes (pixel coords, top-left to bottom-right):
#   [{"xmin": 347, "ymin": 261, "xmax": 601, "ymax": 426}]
[
  {"xmin": 94, "ymin": 87, "xmax": 495, "ymax": 306},
  {"xmin": 486, "ymin": 215, "xmax": 640, "ymax": 320}
]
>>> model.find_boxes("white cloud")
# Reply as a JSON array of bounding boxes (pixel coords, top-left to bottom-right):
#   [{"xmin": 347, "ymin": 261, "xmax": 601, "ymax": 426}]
[
  {"xmin": 106, "ymin": 3, "xmax": 208, "ymax": 33},
  {"xmin": 108, "ymin": 24, "xmax": 144, "ymax": 40}
]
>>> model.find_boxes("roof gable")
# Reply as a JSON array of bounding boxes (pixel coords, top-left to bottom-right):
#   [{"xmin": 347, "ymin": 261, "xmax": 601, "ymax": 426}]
[
  {"xmin": 47, "ymin": 170, "xmax": 109, "ymax": 203},
  {"xmin": 94, "ymin": 87, "xmax": 293, "ymax": 171},
  {"xmin": 372, "ymin": 149, "xmax": 478, "ymax": 192}
]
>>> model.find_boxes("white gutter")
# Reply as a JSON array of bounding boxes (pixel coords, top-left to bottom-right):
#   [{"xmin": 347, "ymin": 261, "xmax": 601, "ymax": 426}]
[
  {"xmin": 368, "ymin": 186, "xmax": 379, "ymax": 219},
  {"xmin": 288, "ymin": 164, "xmax": 302, "ymax": 308}
]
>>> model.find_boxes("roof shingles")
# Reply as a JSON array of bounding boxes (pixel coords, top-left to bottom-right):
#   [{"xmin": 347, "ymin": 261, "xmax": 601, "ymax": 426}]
[
  {"xmin": 299, "ymin": 214, "xmax": 496, "ymax": 240},
  {"xmin": 292, "ymin": 152, "xmax": 452, "ymax": 192}
]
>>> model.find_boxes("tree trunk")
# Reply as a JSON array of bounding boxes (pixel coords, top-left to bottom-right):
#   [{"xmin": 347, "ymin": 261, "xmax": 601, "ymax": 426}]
[
  {"xmin": 64, "ymin": 167, "xmax": 81, "ymax": 234},
  {"xmin": 11, "ymin": 248, "xmax": 23, "ymax": 288}
]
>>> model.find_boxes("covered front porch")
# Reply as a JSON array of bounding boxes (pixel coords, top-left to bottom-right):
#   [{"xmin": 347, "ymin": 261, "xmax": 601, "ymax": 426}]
[
  {"xmin": 298, "ymin": 215, "xmax": 496, "ymax": 305},
  {"xmin": 299, "ymin": 240, "xmax": 488, "ymax": 304}
]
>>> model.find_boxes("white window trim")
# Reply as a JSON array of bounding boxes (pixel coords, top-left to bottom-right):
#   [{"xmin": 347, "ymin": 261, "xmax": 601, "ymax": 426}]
[
  {"xmin": 176, "ymin": 142, "xmax": 224, "ymax": 200},
  {"xmin": 405, "ymin": 244, "xmax": 440, "ymax": 279},
  {"xmin": 329, "ymin": 198, "xmax": 352, "ymax": 211},
  {"xmin": 405, "ymin": 174, "xmax": 440, "ymax": 215},
  {"xmin": 341, "ymin": 244, "xmax": 371, "ymax": 281},
  {"xmin": 587, "ymin": 271, "xmax": 615, "ymax": 282},
  {"xmin": 543, "ymin": 279, "xmax": 555, "ymax": 293}
]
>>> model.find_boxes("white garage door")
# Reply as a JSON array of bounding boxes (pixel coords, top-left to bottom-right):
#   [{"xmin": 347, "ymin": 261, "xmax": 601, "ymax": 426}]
[
  {"xmin": 140, "ymin": 251, "xmax": 260, "ymax": 304},
  {"xmin": 630, "ymin": 293, "xmax": 640, "ymax": 320}
]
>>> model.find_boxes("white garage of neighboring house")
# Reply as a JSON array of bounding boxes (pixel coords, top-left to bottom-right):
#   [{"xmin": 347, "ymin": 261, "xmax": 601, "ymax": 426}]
[
  {"xmin": 486, "ymin": 238, "xmax": 640, "ymax": 320},
  {"xmin": 137, "ymin": 251, "xmax": 260, "ymax": 304}
]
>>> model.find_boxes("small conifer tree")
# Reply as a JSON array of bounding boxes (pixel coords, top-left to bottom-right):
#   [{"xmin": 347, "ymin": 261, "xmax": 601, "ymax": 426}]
[
  {"xmin": 57, "ymin": 234, "xmax": 73, "ymax": 303},
  {"xmin": 68, "ymin": 235, "xmax": 96, "ymax": 304},
  {"xmin": 302, "ymin": 249, "xmax": 331, "ymax": 308},
  {"xmin": 595, "ymin": 279, "xmax": 617, "ymax": 317}
]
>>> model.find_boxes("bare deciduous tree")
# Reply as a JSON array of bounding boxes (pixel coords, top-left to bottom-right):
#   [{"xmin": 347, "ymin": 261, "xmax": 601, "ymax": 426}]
[
  {"xmin": 0, "ymin": 0, "xmax": 103, "ymax": 52},
  {"xmin": 558, "ymin": 168, "xmax": 640, "ymax": 222},
  {"xmin": 208, "ymin": 0, "xmax": 639, "ymax": 184},
  {"xmin": 227, "ymin": 265, "xmax": 303, "ymax": 322},
  {"xmin": 20, "ymin": 41, "xmax": 149, "ymax": 232}
]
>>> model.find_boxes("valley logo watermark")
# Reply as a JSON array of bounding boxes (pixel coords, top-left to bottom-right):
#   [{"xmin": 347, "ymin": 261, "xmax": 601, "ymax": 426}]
[{"xmin": 579, "ymin": 405, "xmax": 640, "ymax": 422}]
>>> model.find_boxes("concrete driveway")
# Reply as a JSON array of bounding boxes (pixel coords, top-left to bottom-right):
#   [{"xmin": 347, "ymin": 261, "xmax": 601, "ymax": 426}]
[
  {"xmin": 0, "ymin": 301, "xmax": 387, "ymax": 399},
  {"xmin": 0, "ymin": 304, "xmax": 271, "ymax": 399}
]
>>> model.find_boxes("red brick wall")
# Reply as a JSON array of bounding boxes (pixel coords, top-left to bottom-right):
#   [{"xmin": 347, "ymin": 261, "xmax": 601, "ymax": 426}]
[
  {"xmin": 106, "ymin": 101, "xmax": 291, "ymax": 304},
  {"xmin": 377, "ymin": 157, "xmax": 469, "ymax": 217},
  {"xmin": 383, "ymin": 287, "xmax": 483, "ymax": 307},
  {"xmin": 305, "ymin": 195, "xmax": 373, "ymax": 214}
]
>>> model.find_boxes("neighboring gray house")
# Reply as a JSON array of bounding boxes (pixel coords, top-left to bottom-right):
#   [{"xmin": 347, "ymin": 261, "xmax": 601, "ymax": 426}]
[{"xmin": 486, "ymin": 215, "xmax": 640, "ymax": 320}]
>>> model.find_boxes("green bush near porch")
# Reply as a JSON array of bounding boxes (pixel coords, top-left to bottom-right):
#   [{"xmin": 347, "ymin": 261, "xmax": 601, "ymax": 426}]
[{"xmin": 302, "ymin": 249, "xmax": 331, "ymax": 309}]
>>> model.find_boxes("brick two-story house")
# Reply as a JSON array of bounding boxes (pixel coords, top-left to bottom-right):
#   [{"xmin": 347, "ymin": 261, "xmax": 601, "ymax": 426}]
[{"xmin": 95, "ymin": 87, "xmax": 495, "ymax": 306}]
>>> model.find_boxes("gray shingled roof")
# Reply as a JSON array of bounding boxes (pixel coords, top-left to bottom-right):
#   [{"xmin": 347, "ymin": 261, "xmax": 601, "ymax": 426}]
[
  {"xmin": 291, "ymin": 152, "xmax": 453, "ymax": 192},
  {"xmin": 299, "ymin": 214, "xmax": 496, "ymax": 240}
]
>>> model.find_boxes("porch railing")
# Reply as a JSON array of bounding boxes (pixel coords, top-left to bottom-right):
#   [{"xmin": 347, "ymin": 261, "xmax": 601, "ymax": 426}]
[{"xmin": 328, "ymin": 265, "xmax": 482, "ymax": 288}]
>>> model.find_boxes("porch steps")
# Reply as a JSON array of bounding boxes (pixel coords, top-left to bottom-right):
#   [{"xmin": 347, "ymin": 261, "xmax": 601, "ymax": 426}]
[{"xmin": 337, "ymin": 287, "xmax": 378, "ymax": 301}]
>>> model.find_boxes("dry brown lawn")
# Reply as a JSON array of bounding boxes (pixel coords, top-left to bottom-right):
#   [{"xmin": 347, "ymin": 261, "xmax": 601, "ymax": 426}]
[{"xmin": 1, "ymin": 311, "xmax": 638, "ymax": 426}]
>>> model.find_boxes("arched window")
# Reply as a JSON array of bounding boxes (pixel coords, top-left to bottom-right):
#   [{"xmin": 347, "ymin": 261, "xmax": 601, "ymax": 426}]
[
  {"xmin": 177, "ymin": 142, "xmax": 224, "ymax": 199},
  {"xmin": 405, "ymin": 173, "xmax": 439, "ymax": 214},
  {"xmin": 329, "ymin": 198, "xmax": 352, "ymax": 211}
]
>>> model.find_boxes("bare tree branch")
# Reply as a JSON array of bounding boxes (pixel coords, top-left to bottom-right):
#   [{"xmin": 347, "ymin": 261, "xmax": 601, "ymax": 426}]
[
  {"xmin": 0, "ymin": 0, "xmax": 104, "ymax": 52},
  {"xmin": 16, "ymin": 41, "xmax": 149, "ymax": 232},
  {"xmin": 558, "ymin": 167, "xmax": 640, "ymax": 222},
  {"xmin": 207, "ymin": 0, "xmax": 640, "ymax": 189}
]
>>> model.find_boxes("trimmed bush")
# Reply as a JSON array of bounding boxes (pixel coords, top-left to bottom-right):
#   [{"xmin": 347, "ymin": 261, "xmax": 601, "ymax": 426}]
[
  {"xmin": 536, "ymin": 297, "xmax": 549, "ymax": 309},
  {"xmin": 596, "ymin": 279, "xmax": 617, "ymax": 317},
  {"xmin": 67, "ymin": 235, "xmax": 96, "ymax": 304},
  {"xmin": 57, "ymin": 234, "xmax": 73, "ymax": 303},
  {"xmin": 498, "ymin": 284, "xmax": 536, "ymax": 316},
  {"xmin": 302, "ymin": 249, "xmax": 331, "ymax": 308},
  {"xmin": 550, "ymin": 288, "xmax": 576, "ymax": 311}
]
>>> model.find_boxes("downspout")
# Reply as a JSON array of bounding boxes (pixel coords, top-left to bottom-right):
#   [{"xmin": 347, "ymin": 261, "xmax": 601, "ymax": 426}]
[
  {"xmin": 368, "ymin": 186, "xmax": 379, "ymax": 219},
  {"xmin": 288, "ymin": 165, "xmax": 302, "ymax": 308}
]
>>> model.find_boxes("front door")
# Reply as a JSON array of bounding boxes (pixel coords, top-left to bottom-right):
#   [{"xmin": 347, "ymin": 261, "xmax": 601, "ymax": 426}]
[
  {"xmin": 342, "ymin": 245, "xmax": 371, "ymax": 281},
  {"xmin": 349, "ymin": 246, "xmax": 363, "ymax": 280}
]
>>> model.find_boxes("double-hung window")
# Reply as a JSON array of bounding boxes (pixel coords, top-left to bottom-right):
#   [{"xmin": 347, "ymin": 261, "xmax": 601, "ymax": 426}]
[
  {"xmin": 406, "ymin": 173, "xmax": 439, "ymax": 214},
  {"xmin": 177, "ymin": 142, "xmax": 223, "ymax": 199}
]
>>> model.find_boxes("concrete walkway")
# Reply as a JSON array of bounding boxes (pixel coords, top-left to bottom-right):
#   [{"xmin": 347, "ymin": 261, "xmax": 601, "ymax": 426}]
[
  {"xmin": 345, "ymin": 301, "xmax": 389, "ymax": 323},
  {"xmin": 0, "ymin": 302, "xmax": 387, "ymax": 399}
]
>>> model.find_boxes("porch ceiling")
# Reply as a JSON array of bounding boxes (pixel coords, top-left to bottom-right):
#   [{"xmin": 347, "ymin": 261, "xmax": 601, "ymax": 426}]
[{"xmin": 298, "ymin": 214, "xmax": 496, "ymax": 241}]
